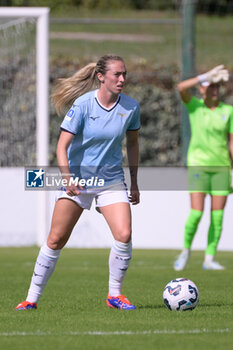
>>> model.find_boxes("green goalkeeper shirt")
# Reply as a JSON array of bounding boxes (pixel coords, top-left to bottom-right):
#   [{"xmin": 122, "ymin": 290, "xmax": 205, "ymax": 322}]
[{"xmin": 184, "ymin": 97, "xmax": 233, "ymax": 166}]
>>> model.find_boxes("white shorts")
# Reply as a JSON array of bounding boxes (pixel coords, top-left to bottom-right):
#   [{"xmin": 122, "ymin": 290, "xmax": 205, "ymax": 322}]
[{"xmin": 56, "ymin": 182, "xmax": 129, "ymax": 211}]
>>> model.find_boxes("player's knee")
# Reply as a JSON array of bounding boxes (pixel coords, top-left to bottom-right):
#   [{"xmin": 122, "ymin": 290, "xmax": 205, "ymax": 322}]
[
  {"xmin": 115, "ymin": 228, "xmax": 132, "ymax": 243},
  {"xmin": 47, "ymin": 230, "xmax": 66, "ymax": 250}
]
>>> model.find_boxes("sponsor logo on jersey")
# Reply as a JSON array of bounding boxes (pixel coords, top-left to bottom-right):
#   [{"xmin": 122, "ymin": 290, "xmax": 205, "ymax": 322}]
[{"xmin": 89, "ymin": 116, "xmax": 100, "ymax": 121}]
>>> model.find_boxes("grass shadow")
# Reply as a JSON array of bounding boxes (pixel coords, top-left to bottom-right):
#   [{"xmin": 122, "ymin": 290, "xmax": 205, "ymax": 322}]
[
  {"xmin": 198, "ymin": 302, "xmax": 233, "ymax": 308},
  {"xmin": 137, "ymin": 304, "xmax": 165, "ymax": 310}
]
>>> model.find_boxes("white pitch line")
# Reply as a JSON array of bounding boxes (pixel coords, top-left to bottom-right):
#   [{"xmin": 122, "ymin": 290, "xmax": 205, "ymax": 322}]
[{"xmin": 0, "ymin": 329, "xmax": 230, "ymax": 337}]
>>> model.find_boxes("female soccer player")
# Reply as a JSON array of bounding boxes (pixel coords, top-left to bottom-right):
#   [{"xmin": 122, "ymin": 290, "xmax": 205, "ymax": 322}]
[
  {"xmin": 16, "ymin": 54, "xmax": 140, "ymax": 310},
  {"xmin": 174, "ymin": 65, "xmax": 233, "ymax": 271}
]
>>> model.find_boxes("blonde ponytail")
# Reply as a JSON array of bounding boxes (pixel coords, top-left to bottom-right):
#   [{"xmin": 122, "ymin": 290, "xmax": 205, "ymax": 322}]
[
  {"xmin": 51, "ymin": 54, "xmax": 125, "ymax": 116},
  {"xmin": 51, "ymin": 62, "xmax": 98, "ymax": 116}
]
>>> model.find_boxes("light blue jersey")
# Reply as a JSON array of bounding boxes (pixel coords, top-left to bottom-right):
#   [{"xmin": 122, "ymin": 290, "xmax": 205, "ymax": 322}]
[{"xmin": 60, "ymin": 90, "xmax": 140, "ymax": 187}]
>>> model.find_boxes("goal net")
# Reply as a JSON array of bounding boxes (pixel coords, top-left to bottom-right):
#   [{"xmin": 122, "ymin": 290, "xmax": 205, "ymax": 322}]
[
  {"xmin": 0, "ymin": 17, "xmax": 36, "ymax": 166},
  {"xmin": 0, "ymin": 7, "xmax": 49, "ymax": 167}
]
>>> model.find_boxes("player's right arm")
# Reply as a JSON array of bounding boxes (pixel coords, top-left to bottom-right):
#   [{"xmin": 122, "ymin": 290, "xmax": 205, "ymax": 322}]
[
  {"xmin": 56, "ymin": 130, "xmax": 81, "ymax": 196},
  {"xmin": 177, "ymin": 77, "xmax": 199, "ymax": 104}
]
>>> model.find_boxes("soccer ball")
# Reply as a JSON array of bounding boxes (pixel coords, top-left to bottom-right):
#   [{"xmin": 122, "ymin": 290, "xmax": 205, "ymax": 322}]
[{"xmin": 163, "ymin": 278, "xmax": 199, "ymax": 311}]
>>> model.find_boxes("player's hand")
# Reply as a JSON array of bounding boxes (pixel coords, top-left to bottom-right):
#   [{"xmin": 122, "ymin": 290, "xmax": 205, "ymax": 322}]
[
  {"xmin": 207, "ymin": 65, "xmax": 229, "ymax": 83},
  {"xmin": 214, "ymin": 68, "xmax": 229, "ymax": 83},
  {"xmin": 128, "ymin": 185, "xmax": 140, "ymax": 205},
  {"xmin": 198, "ymin": 65, "xmax": 229, "ymax": 85},
  {"xmin": 206, "ymin": 65, "xmax": 225, "ymax": 82},
  {"xmin": 65, "ymin": 183, "xmax": 83, "ymax": 196}
]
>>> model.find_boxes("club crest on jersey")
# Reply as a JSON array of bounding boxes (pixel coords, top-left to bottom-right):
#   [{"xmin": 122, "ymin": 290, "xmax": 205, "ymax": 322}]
[
  {"xmin": 65, "ymin": 109, "xmax": 74, "ymax": 121},
  {"xmin": 118, "ymin": 112, "xmax": 127, "ymax": 118},
  {"xmin": 221, "ymin": 114, "xmax": 226, "ymax": 121}
]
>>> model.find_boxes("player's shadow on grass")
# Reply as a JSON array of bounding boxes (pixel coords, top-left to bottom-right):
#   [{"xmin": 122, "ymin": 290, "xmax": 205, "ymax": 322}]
[
  {"xmin": 138, "ymin": 302, "xmax": 233, "ymax": 310},
  {"xmin": 137, "ymin": 304, "xmax": 164, "ymax": 310},
  {"xmin": 198, "ymin": 302, "xmax": 233, "ymax": 308}
]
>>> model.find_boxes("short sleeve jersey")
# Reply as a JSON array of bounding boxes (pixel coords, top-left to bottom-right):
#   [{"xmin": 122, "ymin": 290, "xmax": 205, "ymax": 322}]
[
  {"xmin": 184, "ymin": 97, "xmax": 233, "ymax": 166},
  {"xmin": 60, "ymin": 90, "xmax": 140, "ymax": 186}
]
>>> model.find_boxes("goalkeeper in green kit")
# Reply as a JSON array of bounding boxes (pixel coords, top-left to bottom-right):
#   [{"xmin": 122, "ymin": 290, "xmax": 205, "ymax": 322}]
[{"xmin": 174, "ymin": 65, "xmax": 233, "ymax": 270}]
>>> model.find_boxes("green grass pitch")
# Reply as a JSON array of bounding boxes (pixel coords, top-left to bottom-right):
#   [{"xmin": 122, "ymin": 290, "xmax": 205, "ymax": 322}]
[{"xmin": 0, "ymin": 248, "xmax": 232, "ymax": 350}]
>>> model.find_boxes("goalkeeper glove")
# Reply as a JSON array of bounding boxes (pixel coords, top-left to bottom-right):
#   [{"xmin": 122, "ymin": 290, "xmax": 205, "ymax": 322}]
[{"xmin": 198, "ymin": 65, "xmax": 229, "ymax": 85}]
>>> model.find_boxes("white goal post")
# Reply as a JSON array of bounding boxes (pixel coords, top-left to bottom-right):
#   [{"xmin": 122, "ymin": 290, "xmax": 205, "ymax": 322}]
[{"xmin": 0, "ymin": 7, "xmax": 50, "ymax": 246}]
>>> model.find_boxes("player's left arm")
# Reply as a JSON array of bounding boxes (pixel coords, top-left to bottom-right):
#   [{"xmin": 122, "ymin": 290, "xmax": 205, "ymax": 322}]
[
  {"xmin": 228, "ymin": 133, "xmax": 233, "ymax": 164},
  {"xmin": 126, "ymin": 130, "xmax": 140, "ymax": 205}
]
